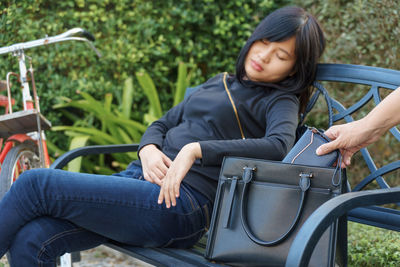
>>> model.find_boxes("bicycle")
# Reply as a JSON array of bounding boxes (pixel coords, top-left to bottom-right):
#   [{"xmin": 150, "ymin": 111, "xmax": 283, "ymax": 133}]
[{"xmin": 0, "ymin": 28, "xmax": 101, "ymax": 199}]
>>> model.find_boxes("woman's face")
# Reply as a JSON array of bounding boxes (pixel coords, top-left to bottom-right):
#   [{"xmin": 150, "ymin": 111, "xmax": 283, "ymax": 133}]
[{"xmin": 244, "ymin": 36, "xmax": 297, "ymax": 83}]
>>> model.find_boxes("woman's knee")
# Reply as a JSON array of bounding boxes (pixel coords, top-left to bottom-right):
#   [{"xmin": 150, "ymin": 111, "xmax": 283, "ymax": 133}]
[
  {"xmin": 11, "ymin": 168, "xmax": 56, "ymax": 193},
  {"xmin": 14, "ymin": 168, "xmax": 48, "ymax": 184}
]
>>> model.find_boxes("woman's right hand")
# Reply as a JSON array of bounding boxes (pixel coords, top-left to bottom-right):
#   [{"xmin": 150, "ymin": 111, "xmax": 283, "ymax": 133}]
[{"xmin": 139, "ymin": 144, "xmax": 172, "ymax": 186}]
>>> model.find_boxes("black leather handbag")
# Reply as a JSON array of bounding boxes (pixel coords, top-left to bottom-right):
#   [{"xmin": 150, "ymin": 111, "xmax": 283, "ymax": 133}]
[{"xmin": 205, "ymin": 129, "xmax": 345, "ymax": 266}]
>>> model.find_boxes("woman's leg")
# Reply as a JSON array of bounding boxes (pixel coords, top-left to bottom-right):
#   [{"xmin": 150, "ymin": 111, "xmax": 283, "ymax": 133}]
[
  {"xmin": 6, "ymin": 164, "xmax": 144, "ymax": 266},
  {"xmin": 8, "ymin": 216, "xmax": 108, "ymax": 267},
  {"xmin": 0, "ymin": 168, "xmax": 210, "ymax": 258}
]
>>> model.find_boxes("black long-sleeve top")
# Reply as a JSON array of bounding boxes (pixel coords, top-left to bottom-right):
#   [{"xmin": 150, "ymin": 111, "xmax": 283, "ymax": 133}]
[{"xmin": 134, "ymin": 73, "xmax": 299, "ymax": 203}]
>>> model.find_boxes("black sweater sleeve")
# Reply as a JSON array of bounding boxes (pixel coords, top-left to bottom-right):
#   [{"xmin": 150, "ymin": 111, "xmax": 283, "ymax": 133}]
[
  {"xmin": 137, "ymin": 95, "xmax": 189, "ymax": 155},
  {"xmin": 199, "ymin": 94, "xmax": 299, "ymax": 165}
]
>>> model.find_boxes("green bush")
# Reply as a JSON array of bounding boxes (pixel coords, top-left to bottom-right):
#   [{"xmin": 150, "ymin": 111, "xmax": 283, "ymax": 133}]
[
  {"xmin": 0, "ymin": 0, "xmax": 290, "ymax": 152},
  {"xmin": 293, "ymin": 0, "xmax": 399, "ymax": 70},
  {"xmin": 294, "ymin": 0, "xmax": 399, "ymax": 130},
  {"xmin": 348, "ymin": 222, "xmax": 400, "ymax": 266},
  {"xmin": 52, "ymin": 66, "xmax": 189, "ymax": 173},
  {"xmin": 293, "ymin": 0, "xmax": 400, "ymax": 185}
]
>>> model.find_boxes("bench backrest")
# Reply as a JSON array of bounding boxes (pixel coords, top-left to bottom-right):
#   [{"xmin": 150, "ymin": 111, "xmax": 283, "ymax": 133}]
[{"xmin": 314, "ymin": 64, "xmax": 400, "ymax": 200}]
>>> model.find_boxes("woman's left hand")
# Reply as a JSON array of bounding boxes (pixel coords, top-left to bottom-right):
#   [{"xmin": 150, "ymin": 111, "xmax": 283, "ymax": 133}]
[{"xmin": 158, "ymin": 142, "xmax": 202, "ymax": 208}]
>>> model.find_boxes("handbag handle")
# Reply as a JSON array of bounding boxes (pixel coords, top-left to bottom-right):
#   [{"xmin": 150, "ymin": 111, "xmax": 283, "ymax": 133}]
[{"xmin": 240, "ymin": 167, "xmax": 312, "ymax": 246}]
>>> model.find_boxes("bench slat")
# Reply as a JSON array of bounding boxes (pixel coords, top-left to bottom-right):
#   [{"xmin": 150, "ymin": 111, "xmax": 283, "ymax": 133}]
[
  {"xmin": 316, "ymin": 63, "xmax": 400, "ymax": 88},
  {"xmin": 105, "ymin": 242, "xmax": 225, "ymax": 267},
  {"xmin": 106, "ymin": 243, "xmax": 188, "ymax": 267},
  {"xmin": 348, "ymin": 206, "xmax": 400, "ymax": 231}
]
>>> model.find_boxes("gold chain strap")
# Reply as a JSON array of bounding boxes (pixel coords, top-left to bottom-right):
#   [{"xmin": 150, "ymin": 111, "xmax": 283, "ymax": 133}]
[{"xmin": 223, "ymin": 72, "xmax": 245, "ymax": 140}]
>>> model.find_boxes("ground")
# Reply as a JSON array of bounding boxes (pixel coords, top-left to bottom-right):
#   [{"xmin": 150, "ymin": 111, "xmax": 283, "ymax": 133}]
[{"xmin": 0, "ymin": 245, "xmax": 154, "ymax": 267}]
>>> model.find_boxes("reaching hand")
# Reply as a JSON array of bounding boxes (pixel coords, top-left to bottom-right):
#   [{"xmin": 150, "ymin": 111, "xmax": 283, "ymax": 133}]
[
  {"xmin": 316, "ymin": 119, "xmax": 380, "ymax": 167},
  {"xmin": 317, "ymin": 87, "xmax": 400, "ymax": 167},
  {"xmin": 158, "ymin": 142, "xmax": 202, "ymax": 208},
  {"xmin": 139, "ymin": 144, "xmax": 172, "ymax": 186}
]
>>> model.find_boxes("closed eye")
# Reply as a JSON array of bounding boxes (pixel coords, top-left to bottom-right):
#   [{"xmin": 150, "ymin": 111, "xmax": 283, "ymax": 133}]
[
  {"xmin": 278, "ymin": 48, "xmax": 292, "ymax": 59},
  {"xmin": 276, "ymin": 54, "xmax": 287, "ymax": 60}
]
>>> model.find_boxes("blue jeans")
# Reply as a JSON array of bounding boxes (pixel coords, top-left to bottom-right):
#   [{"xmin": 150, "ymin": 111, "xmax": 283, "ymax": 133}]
[{"xmin": 0, "ymin": 164, "xmax": 211, "ymax": 267}]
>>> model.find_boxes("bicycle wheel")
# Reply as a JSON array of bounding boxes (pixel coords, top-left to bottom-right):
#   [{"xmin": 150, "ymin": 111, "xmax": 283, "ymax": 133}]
[{"xmin": 0, "ymin": 141, "xmax": 40, "ymax": 198}]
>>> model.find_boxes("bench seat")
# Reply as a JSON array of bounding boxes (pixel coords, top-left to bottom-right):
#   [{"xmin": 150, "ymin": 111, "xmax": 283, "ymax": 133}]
[{"xmin": 105, "ymin": 235, "xmax": 226, "ymax": 267}]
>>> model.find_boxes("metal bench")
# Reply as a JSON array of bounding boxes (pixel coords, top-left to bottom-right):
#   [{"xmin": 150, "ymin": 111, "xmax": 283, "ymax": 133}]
[{"xmin": 51, "ymin": 63, "xmax": 400, "ymax": 266}]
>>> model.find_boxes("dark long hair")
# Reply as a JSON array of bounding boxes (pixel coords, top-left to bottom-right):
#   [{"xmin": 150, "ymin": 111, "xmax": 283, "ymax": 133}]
[{"xmin": 236, "ymin": 6, "xmax": 325, "ymax": 113}]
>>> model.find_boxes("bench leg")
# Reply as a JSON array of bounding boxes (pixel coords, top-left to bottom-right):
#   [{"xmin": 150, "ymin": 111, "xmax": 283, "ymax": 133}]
[{"xmin": 336, "ymin": 215, "xmax": 348, "ymax": 267}]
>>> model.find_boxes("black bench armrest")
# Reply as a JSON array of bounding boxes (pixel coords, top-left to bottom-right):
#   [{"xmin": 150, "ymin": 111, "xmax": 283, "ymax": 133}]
[
  {"xmin": 285, "ymin": 187, "xmax": 400, "ymax": 267},
  {"xmin": 50, "ymin": 144, "xmax": 139, "ymax": 169}
]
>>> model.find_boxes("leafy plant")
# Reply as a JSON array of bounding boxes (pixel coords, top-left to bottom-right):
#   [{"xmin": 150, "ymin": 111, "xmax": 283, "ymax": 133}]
[
  {"xmin": 67, "ymin": 135, "xmax": 90, "ymax": 172},
  {"xmin": 294, "ymin": 0, "xmax": 399, "ymax": 70},
  {"xmin": 136, "ymin": 62, "xmax": 190, "ymax": 125},
  {"xmin": 52, "ymin": 88, "xmax": 147, "ymax": 173},
  {"xmin": 348, "ymin": 222, "xmax": 400, "ymax": 266},
  {"xmin": 51, "ymin": 62, "xmax": 190, "ymax": 173},
  {"xmin": 136, "ymin": 71, "xmax": 163, "ymax": 125},
  {"xmin": 173, "ymin": 62, "xmax": 189, "ymax": 107}
]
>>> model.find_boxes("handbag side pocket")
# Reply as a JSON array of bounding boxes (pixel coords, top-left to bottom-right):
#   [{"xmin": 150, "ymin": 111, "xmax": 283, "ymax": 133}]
[{"xmin": 205, "ymin": 177, "xmax": 228, "ymax": 259}]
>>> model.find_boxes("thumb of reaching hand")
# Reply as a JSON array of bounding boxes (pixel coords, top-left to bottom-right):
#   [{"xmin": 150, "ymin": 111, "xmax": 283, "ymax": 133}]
[
  {"xmin": 316, "ymin": 142, "xmax": 335, "ymax": 156},
  {"xmin": 316, "ymin": 127, "xmax": 339, "ymax": 155}
]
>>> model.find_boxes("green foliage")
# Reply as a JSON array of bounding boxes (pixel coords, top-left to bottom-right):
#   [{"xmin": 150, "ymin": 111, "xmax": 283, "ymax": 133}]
[
  {"xmin": 52, "ymin": 83, "xmax": 147, "ymax": 172},
  {"xmin": 67, "ymin": 135, "xmax": 90, "ymax": 172},
  {"xmin": 294, "ymin": 0, "xmax": 399, "ymax": 129},
  {"xmin": 136, "ymin": 71, "xmax": 163, "ymax": 124},
  {"xmin": 348, "ymin": 222, "xmax": 400, "ymax": 266},
  {"xmin": 0, "ymin": 0, "xmax": 289, "ymax": 153},
  {"xmin": 294, "ymin": 0, "xmax": 399, "ymax": 70},
  {"xmin": 293, "ymin": 0, "xmax": 400, "ymax": 186},
  {"xmin": 121, "ymin": 77, "xmax": 134, "ymax": 119},
  {"xmin": 174, "ymin": 62, "xmax": 189, "ymax": 107},
  {"xmin": 52, "ymin": 64, "xmax": 189, "ymax": 172},
  {"xmin": 136, "ymin": 63, "xmax": 191, "ymax": 125}
]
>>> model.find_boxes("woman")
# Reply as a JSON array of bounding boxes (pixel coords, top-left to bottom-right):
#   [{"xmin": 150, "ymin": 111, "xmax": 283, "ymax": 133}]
[{"xmin": 0, "ymin": 6, "xmax": 325, "ymax": 266}]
